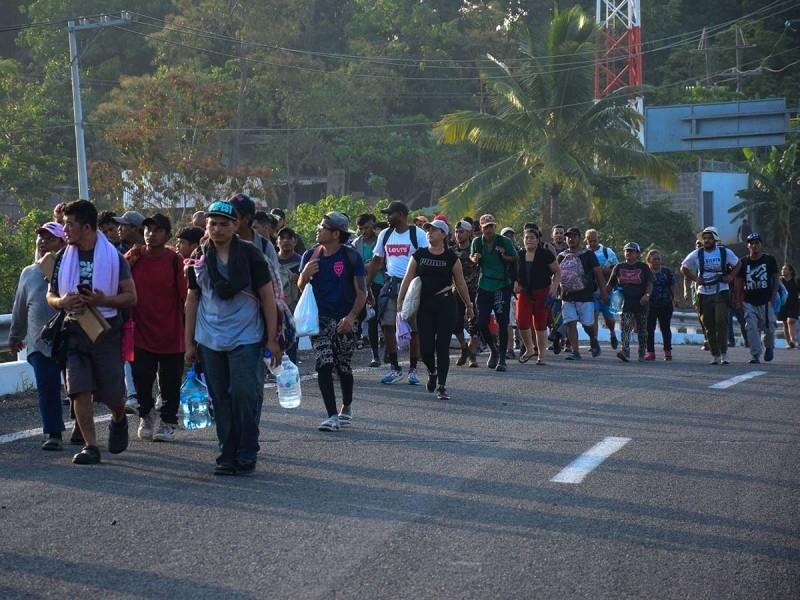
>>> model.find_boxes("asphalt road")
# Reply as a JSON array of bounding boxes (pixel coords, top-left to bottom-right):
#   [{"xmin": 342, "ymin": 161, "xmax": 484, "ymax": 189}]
[{"xmin": 1, "ymin": 344, "xmax": 798, "ymax": 599}]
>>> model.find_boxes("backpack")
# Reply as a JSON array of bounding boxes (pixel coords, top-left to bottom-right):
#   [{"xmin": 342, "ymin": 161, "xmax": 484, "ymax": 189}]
[
  {"xmin": 559, "ymin": 250, "xmax": 587, "ymax": 293},
  {"xmin": 379, "ymin": 226, "xmax": 419, "ymax": 253}
]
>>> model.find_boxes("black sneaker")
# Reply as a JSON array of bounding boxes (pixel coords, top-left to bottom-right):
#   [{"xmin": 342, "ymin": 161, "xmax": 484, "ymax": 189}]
[
  {"xmin": 590, "ymin": 339, "xmax": 601, "ymax": 358},
  {"xmin": 214, "ymin": 463, "xmax": 237, "ymax": 476},
  {"xmin": 552, "ymin": 334, "xmax": 563, "ymax": 355},
  {"xmin": 610, "ymin": 334, "xmax": 618, "ymax": 350},
  {"xmin": 72, "ymin": 445, "xmax": 101, "ymax": 465},
  {"xmin": 487, "ymin": 351, "xmax": 499, "ymax": 370},
  {"xmin": 564, "ymin": 352, "xmax": 581, "ymax": 361},
  {"xmin": 235, "ymin": 462, "xmax": 256, "ymax": 476},
  {"xmin": 426, "ymin": 372, "xmax": 437, "ymax": 393},
  {"xmin": 616, "ymin": 350, "xmax": 630, "ymax": 362},
  {"xmin": 495, "ymin": 361, "xmax": 507, "ymax": 372},
  {"xmin": 455, "ymin": 347, "xmax": 469, "ymax": 366},
  {"xmin": 41, "ymin": 433, "xmax": 63, "ymax": 451},
  {"xmin": 369, "ymin": 357, "xmax": 381, "ymax": 368},
  {"xmin": 69, "ymin": 423, "xmax": 84, "ymax": 446},
  {"xmin": 108, "ymin": 415, "xmax": 129, "ymax": 455}
]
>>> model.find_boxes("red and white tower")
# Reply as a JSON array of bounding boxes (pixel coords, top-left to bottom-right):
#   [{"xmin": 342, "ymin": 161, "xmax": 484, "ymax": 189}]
[{"xmin": 595, "ymin": 0, "xmax": 644, "ymax": 138}]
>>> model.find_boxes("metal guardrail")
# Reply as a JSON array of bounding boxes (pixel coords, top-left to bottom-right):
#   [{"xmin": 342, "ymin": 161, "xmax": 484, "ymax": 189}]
[{"xmin": 0, "ymin": 314, "xmax": 11, "ymax": 352}]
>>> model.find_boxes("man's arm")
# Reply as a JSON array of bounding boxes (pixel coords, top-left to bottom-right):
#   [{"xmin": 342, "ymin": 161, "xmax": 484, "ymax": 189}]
[
  {"xmin": 83, "ymin": 278, "xmax": 137, "ymax": 310},
  {"xmin": 257, "ymin": 282, "xmax": 281, "ymax": 365},
  {"xmin": 338, "ymin": 274, "xmax": 367, "ymax": 335},
  {"xmin": 9, "ymin": 272, "xmax": 29, "ymax": 352},
  {"xmin": 594, "ymin": 265, "xmax": 608, "ymax": 303},
  {"xmin": 184, "ymin": 289, "xmax": 200, "ymax": 363}
]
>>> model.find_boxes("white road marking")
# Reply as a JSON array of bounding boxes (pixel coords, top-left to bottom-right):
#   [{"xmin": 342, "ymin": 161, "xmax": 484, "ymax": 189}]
[
  {"xmin": 708, "ymin": 370, "xmax": 767, "ymax": 389},
  {"xmin": 0, "ymin": 415, "xmax": 112, "ymax": 445},
  {"xmin": 551, "ymin": 436, "xmax": 631, "ymax": 484}
]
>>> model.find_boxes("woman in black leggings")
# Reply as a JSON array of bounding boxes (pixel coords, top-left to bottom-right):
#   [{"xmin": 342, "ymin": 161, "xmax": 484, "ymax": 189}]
[
  {"xmin": 398, "ymin": 219, "xmax": 473, "ymax": 400},
  {"xmin": 645, "ymin": 250, "xmax": 678, "ymax": 360}
]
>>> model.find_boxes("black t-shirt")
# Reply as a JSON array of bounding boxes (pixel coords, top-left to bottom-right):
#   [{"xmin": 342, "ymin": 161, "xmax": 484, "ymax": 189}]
[
  {"xmin": 414, "ymin": 248, "xmax": 457, "ymax": 301},
  {"xmin": 518, "ymin": 247, "xmax": 556, "ymax": 291},
  {"xmin": 608, "ymin": 261, "xmax": 653, "ymax": 313},
  {"xmin": 737, "ymin": 254, "xmax": 778, "ymax": 306},
  {"xmin": 558, "ymin": 250, "xmax": 600, "ymax": 303}
]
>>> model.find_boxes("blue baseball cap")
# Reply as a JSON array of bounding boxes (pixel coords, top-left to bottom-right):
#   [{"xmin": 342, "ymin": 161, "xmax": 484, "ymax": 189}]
[{"xmin": 206, "ymin": 201, "xmax": 237, "ymax": 221}]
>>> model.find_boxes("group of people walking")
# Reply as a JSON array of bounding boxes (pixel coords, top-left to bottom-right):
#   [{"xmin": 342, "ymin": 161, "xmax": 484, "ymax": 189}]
[{"xmin": 9, "ymin": 196, "xmax": 798, "ymax": 475}]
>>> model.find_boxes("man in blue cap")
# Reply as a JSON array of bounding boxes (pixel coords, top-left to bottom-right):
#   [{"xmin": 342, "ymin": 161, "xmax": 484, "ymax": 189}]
[{"xmin": 735, "ymin": 232, "xmax": 779, "ymax": 364}]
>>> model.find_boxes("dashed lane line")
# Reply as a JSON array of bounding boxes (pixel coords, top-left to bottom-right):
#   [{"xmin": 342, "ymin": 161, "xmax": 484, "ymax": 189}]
[
  {"xmin": 708, "ymin": 370, "xmax": 767, "ymax": 389},
  {"xmin": 550, "ymin": 436, "xmax": 632, "ymax": 484}
]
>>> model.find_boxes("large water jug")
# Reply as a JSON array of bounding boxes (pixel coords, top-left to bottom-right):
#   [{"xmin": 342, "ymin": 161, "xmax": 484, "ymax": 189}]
[
  {"xmin": 179, "ymin": 366, "xmax": 212, "ymax": 429},
  {"xmin": 264, "ymin": 352, "xmax": 301, "ymax": 408},
  {"xmin": 609, "ymin": 287, "xmax": 624, "ymax": 316}
]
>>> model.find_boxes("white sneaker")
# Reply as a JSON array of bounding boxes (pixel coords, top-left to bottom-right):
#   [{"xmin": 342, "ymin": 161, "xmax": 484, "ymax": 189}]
[
  {"xmin": 338, "ymin": 407, "xmax": 353, "ymax": 426},
  {"xmin": 137, "ymin": 412, "xmax": 155, "ymax": 441},
  {"xmin": 152, "ymin": 421, "xmax": 177, "ymax": 442},
  {"xmin": 318, "ymin": 415, "xmax": 340, "ymax": 432},
  {"xmin": 125, "ymin": 396, "xmax": 139, "ymax": 414}
]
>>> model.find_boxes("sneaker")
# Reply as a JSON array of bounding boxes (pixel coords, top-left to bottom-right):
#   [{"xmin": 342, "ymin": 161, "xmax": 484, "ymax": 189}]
[
  {"xmin": 495, "ymin": 361, "xmax": 507, "ymax": 372},
  {"xmin": 749, "ymin": 355, "xmax": 761, "ymax": 364},
  {"xmin": 590, "ymin": 339, "xmax": 601, "ymax": 358},
  {"xmin": 610, "ymin": 334, "xmax": 619, "ymax": 350},
  {"xmin": 709, "ymin": 356, "xmax": 720, "ymax": 365},
  {"xmin": 41, "ymin": 433, "xmax": 63, "ymax": 451},
  {"xmin": 764, "ymin": 347, "xmax": 774, "ymax": 362},
  {"xmin": 124, "ymin": 396, "xmax": 139, "ymax": 415},
  {"xmin": 72, "ymin": 445, "xmax": 101, "ymax": 465},
  {"xmin": 644, "ymin": 352, "xmax": 656, "ymax": 361},
  {"xmin": 702, "ymin": 342, "xmax": 710, "ymax": 352},
  {"xmin": 720, "ymin": 354, "xmax": 730, "ymax": 365},
  {"xmin": 468, "ymin": 353, "xmax": 478, "ymax": 368},
  {"xmin": 436, "ymin": 387, "xmax": 450, "ymax": 400},
  {"xmin": 616, "ymin": 350, "xmax": 630, "ymax": 363},
  {"xmin": 235, "ymin": 461, "xmax": 256, "ymax": 476},
  {"xmin": 369, "ymin": 357, "xmax": 381, "ymax": 368},
  {"xmin": 213, "ymin": 463, "xmax": 237, "ymax": 476},
  {"xmin": 552, "ymin": 333, "xmax": 563, "ymax": 355},
  {"xmin": 505, "ymin": 350, "xmax": 516, "ymax": 360},
  {"xmin": 564, "ymin": 352, "xmax": 581, "ymax": 361},
  {"xmin": 664, "ymin": 351, "xmax": 672, "ymax": 361},
  {"xmin": 407, "ymin": 369, "xmax": 421, "ymax": 385},
  {"xmin": 108, "ymin": 415, "xmax": 129, "ymax": 455},
  {"xmin": 153, "ymin": 421, "xmax": 177, "ymax": 442},
  {"xmin": 487, "ymin": 351, "xmax": 499, "ymax": 370},
  {"xmin": 381, "ymin": 369, "xmax": 403, "ymax": 384},
  {"xmin": 338, "ymin": 406, "xmax": 353, "ymax": 426},
  {"xmin": 69, "ymin": 425, "xmax": 84, "ymax": 446},
  {"xmin": 138, "ymin": 412, "xmax": 155, "ymax": 441},
  {"xmin": 318, "ymin": 415, "xmax": 340, "ymax": 432},
  {"xmin": 456, "ymin": 348, "xmax": 469, "ymax": 366},
  {"xmin": 426, "ymin": 371, "xmax": 437, "ymax": 393}
]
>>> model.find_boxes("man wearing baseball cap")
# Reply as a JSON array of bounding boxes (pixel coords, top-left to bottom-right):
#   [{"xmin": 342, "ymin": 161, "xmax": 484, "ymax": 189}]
[
  {"xmin": 299, "ymin": 211, "xmax": 367, "ymax": 431},
  {"xmin": 368, "ymin": 200, "xmax": 429, "ymax": 385},
  {"xmin": 606, "ymin": 242, "xmax": 653, "ymax": 362},
  {"xmin": 126, "ymin": 213, "xmax": 188, "ymax": 442},
  {"xmin": 452, "ymin": 219, "xmax": 480, "ymax": 367},
  {"xmin": 681, "ymin": 226, "xmax": 740, "ymax": 364},
  {"xmin": 10, "ymin": 222, "xmax": 67, "ymax": 450},
  {"xmin": 735, "ymin": 232, "xmax": 779, "ymax": 364},
  {"xmin": 470, "ymin": 214, "xmax": 517, "ymax": 371},
  {"xmin": 113, "ymin": 211, "xmax": 146, "ymax": 254}
]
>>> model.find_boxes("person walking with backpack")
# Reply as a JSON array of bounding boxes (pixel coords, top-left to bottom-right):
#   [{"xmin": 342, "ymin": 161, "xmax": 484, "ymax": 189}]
[
  {"xmin": 606, "ymin": 243, "xmax": 653, "ymax": 362},
  {"xmin": 127, "ymin": 213, "xmax": 188, "ymax": 442},
  {"xmin": 557, "ymin": 227, "xmax": 606, "ymax": 360},
  {"xmin": 644, "ymin": 250, "xmax": 678, "ymax": 361},
  {"xmin": 184, "ymin": 201, "xmax": 281, "ymax": 476},
  {"xmin": 470, "ymin": 214, "xmax": 518, "ymax": 371},
  {"xmin": 734, "ymin": 233, "xmax": 779, "ymax": 364},
  {"xmin": 451, "ymin": 220, "xmax": 480, "ymax": 368},
  {"xmin": 397, "ymin": 219, "xmax": 473, "ymax": 400},
  {"xmin": 352, "ymin": 213, "xmax": 383, "ymax": 367},
  {"xmin": 778, "ymin": 264, "xmax": 799, "ymax": 349},
  {"xmin": 585, "ymin": 229, "xmax": 620, "ymax": 349},
  {"xmin": 681, "ymin": 227, "xmax": 740, "ymax": 365},
  {"xmin": 298, "ymin": 212, "xmax": 367, "ymax": 431},
  {"xmin": 367, "ymin": 201, "xmax": 429, "ymax": 385}
]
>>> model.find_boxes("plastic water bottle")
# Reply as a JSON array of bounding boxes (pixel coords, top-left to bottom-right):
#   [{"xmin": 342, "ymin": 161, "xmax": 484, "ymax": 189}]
[
  {"xmin": 264, "ymin": 352, "xmax": 301, "ymax": 408},
  {"xmin": 610, "ymin": 288, "xmax": 624, "ymax": 316},
  {"xmin": 180, "ymin": 366, "xmax": 212, "ymax": 429}
]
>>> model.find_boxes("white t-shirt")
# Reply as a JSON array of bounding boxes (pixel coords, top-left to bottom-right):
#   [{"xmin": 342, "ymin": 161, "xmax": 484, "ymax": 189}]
[
  {"xmin": 681, "ymin": 246, "xmax": 739, "ymax": 295},
  {"xmin": 373, "ymin": 226, "xmax": 429, "ymax": 278}
]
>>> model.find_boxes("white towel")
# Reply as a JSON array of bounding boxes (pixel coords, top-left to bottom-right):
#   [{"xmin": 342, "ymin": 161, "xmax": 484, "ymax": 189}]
[{"xmin": 57, "ymin": 231, "xmax": 121, "ymax": 319}]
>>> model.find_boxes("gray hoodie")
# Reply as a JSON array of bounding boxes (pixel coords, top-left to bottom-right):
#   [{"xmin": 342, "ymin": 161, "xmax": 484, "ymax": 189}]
[{"xmin": 10, "ymin": 264, "xmax": 58, "ymax": 358}]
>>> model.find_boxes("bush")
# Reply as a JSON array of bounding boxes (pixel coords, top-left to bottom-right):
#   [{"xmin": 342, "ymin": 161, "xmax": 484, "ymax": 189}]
[
  {"xmin": 289, "ymin": 195, "xmax": 381, "ymax": 248},
  {"xmin": 0, "ymin": 209, "xmax": 49, "ymax": 313}
]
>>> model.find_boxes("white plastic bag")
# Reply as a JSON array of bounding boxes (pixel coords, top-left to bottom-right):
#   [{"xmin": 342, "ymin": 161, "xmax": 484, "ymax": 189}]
[
  {"xmin": 293, "ymin": 284, "xmax": 319, "ymax": 337},
  {"xmin": 401, "ymin": 277, "xmax": 422, "ymax": 320}
]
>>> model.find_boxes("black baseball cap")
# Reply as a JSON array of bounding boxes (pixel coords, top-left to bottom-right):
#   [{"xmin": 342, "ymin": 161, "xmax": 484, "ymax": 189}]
[
  {"xmin": 746, "ymin": 232, "xmax": 762, "ymax": 243},
  {"xmin": 380, "ymin": 201, "xmax": 409, "ymax": 215},
  {"xmin": 270, "ymin": 207, "xmax": 286, "ymax": 219},
  {"xmin": 177, "ymin": 226, "xmax": 204, "ymax": 245},
  {"xmin": 228, "ymin": 193, "xmax": 255, "ymax": 218},
  {"xmin": 142, "ymin": 213, "xmax": 172, "ymax": 234},
  {"xmin": 565, "ymin": 226, "xmax": 581, "ymax": 237}
]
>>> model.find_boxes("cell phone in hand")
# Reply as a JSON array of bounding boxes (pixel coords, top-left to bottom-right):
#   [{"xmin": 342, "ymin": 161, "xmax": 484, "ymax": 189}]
[{"xmin": 77, "ymin": 283, "xmax": 92, "ymax": 294}]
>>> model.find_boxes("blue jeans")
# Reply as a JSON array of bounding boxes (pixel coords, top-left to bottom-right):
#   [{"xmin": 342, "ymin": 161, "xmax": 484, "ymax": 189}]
[
  {"xmin": 27, "ymin": 351, "xmax": 65, "ymax": 435},
  {"xmin": 198, "ymin": 342, "xmax": 265, "ymax": 465}
]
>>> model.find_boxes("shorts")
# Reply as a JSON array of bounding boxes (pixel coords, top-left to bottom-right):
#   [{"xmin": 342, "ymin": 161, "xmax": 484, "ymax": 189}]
[
  {"xmin": 379, "ymin": 279, "xmax": 418, "ymax": 332},
  {"xmin": 517, "ymin": 288, "xmax": 550, "ymax": 331},
  {"xmin": 63, "ymin": 318, "xmax": 124, "ymax": 408},
  {"xmin": 312, "ymin": 316, "xmax": 358, "ymax": 373},
  {"xmin": 593, "ymin": 290, "xmax": 615, "ymax": 321},
  {"xmin": 562, "ymin": 301, "xmax": 596, "ymax": 326}
]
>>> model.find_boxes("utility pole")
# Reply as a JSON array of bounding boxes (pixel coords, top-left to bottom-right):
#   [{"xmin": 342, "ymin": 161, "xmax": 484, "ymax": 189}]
[
  {"xmin": 67, "ymin": 12, "xmax": 131, "ymax": 200},
  {"xmin": 697, "ymin": 27, "xmax": 711, "ymax": 86},
  {"xmin": 734, "ymin": 25, "xmax": 755, "ymax": 93}
]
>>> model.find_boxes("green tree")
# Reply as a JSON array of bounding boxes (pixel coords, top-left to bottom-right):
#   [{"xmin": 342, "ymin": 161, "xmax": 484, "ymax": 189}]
[
  {"xmin": 290, "ymin": 195, "xmax": 375, "ymax": 247},
  {"xmin": 0, "ymin": 208, "xmax": 49, "ymax": 313},
  {"xmin": 433, "ymin": 6, "xmax": 675, "ymax": 228},
  {"xmin": 731, "ymin": 143, "xmax": 799, "ymax": 264}
]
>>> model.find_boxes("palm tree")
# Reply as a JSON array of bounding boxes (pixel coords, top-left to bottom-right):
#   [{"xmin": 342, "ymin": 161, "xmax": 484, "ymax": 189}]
[
  {"xmin": 433, "ymin": 6, "xmax": 675, "ymax": 227},
  {"xmin": 732, "ymin": 143, "xmax": 799, "ymax": 264}
]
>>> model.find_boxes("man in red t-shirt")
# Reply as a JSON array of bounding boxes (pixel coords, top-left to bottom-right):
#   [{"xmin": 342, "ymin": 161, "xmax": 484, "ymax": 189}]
[{"xmin": 127, "ymin": 213, "xmax": 188, "ymax": 442}]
